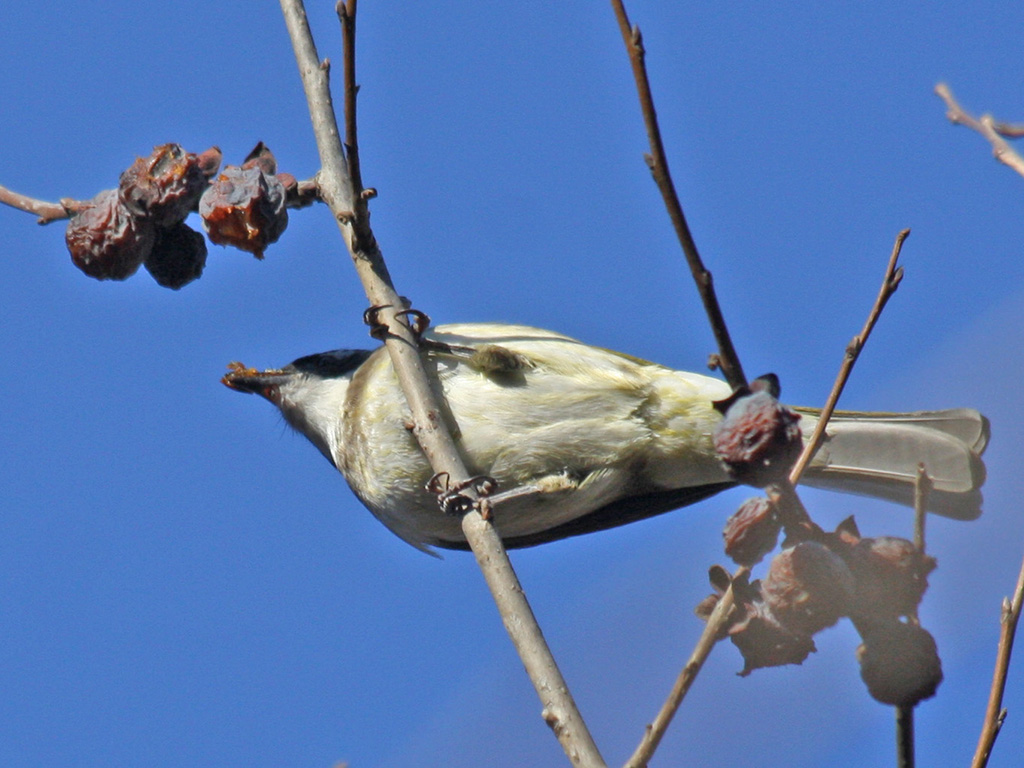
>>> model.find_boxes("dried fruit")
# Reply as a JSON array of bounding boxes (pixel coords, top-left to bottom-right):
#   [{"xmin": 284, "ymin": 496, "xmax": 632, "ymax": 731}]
[
  {"xmin": 729, "ymin": 601, "xmax": 817, "ymax": 675},
  {"xmin": 199, "ymin": 165, "xmax": 288, "ymax": 258},
  {"xmin": 762, "ymin": 541, "xmax": 854, "ymax": 635},
  {"xmin": 713, "ymin": 381, "xmax": 803, "ymax": 486},
  {"xmin": 845, "ymin": 536, "xmax": 936, "ymax": 622},
  {"xmin": 724, "ymin": 496, "xmax": 781, "ymax": 566},
  {"xmin": 144, "ymin": 221, "xmax": 208, "ymax": 289},
  {"xmin": 65, "ymin": 189, "xmax": 155, "ymax": 280},
  {"xmin": 119, "ymin": 144, "xmax": 210, "ymax": 226},
  {"xmin": 857, "ymin": 621, "xmax": 943, "ymax": 706}
]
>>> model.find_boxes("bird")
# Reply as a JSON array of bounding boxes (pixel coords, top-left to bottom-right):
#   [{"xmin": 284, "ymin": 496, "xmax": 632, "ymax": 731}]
[{"xmin": 223, "ymin": 323, "xmax": 989, "ymax": 553}]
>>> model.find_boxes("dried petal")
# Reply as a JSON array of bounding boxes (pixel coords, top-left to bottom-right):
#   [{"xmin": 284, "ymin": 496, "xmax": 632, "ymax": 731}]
[
  {"xmin": 242, "ymin": 141, "xmax": 277, "ymax": 175},
  {"xmin": 196, "ymin": 146, "xmax": 223, "ymax": 178}
]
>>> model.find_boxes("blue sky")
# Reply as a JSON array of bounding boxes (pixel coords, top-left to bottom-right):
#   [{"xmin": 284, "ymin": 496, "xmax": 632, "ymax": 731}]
[{"xmin": 2, "ymin": 1, "xmax": 1024, "ymax": 766}]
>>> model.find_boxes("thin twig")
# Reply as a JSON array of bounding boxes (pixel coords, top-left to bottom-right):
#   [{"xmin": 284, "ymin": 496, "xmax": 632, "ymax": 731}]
[
  {"xmin": 278, "ymin": 2, "xmax": 605, "ymax": 765},
  {"xmin": 912, "ymin": 465, "xmax": 931, "ymax": 555},
  {"xmin": 0, "ymin": 183, "xmax": 74, "ymax": 224},
  {"xmin": 337, "ymin": 0, "xmax": 364, "ymax": 193},
  {"xmin": 607, "ymin": 2, "xmax": 752, "ymax": 760},
  {"xmin": 627, "ymin": 229, "xmax": 906, "ymax": 766},
  {"xmin": 896, "ymin": 705, "xmax": 915, "ymax": 768},
  {"xmin": 895, "ymin": 467, "xmax": 931, "ymax": 768},
  {"xmin": 971, "ymin": 545, "xmax": 1024, "ymax": 768},
  {"xmin": 935, "ymin": 83, "xmax": 1024, "ymax": 180},
  {"xmin": 610, "ymin": 0, "xmax": 746, "ymax": 391},
  {"xmin": 624, "ymin": 568, "xmax": 745, "ymax": 768},
  {"xmin": 789, "ymin": 229, "xmax": 907, "ymax": 485},
  {"xmin": 1, "ymin": 176, "xmax": 322, "ymax": 227}
]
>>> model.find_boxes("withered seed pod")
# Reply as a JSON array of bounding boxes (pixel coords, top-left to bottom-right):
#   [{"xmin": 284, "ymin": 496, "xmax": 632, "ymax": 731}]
[{"xmin": 729, "ymin": 601, "xmax": 817, "ymax": 676}]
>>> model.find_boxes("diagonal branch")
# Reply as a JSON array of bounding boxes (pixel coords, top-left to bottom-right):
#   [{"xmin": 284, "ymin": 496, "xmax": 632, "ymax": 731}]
[
  {"xmin": 610, "ymin": 0, "xmax": 746, "ymax": 391},
  {"xmin": 788, "ymin": 229, "xmax": 907, "ymax": 485},
  {"xmin": 623, "ymin": 566, "xmax": 745, "ymax": 768},
  {"xmin": 972, "ymin": 544, "xmax": 1024, "ymax": 768},
  {"xmin": 626, "ymin": 230, "xmax": 908, "ymax": 768},
  {"xmin": 278, "ymin": 2, "xmax": 606, "ymax": 765},
  {"xmin": 935, "ymin": 83, "xmax": 1024, "ymax": 180},
  {"xmin": 0, "ymin": 183, "xmax": 76, "ymax": 224}
]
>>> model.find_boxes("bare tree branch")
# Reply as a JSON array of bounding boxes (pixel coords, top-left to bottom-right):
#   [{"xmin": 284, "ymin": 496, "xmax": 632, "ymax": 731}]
[
  {"xmin": 278, "ymin": 2, "xmax": 606, "ymax": 765},
  {"xmin": 0, "ymin": 183, "xmax": 75, "ymax": 224},
  {"xmin": 935, "ymin": 83, "xmax": 1024, "ymax": 180},
  {"xmin": 895, "ymin": 467, "xmax": 932, "ymax": 768},
  {"xmin": 626, "ymin": 229, "xmax": 909, "ymax": 767},
  {"xmin": 623, "ymin": 566, "xmax": 745, "ymax": 768},
  {"xmin": 972, "ymin": 546, "xmax": 1024, "ymax": 768},
  {"xmin": 788, "ymin": 229, "xmax": 907, "ymax": 485},
  {"xmin": 610, "ymin": 0, "xmax": 746, "ymax": 391}
]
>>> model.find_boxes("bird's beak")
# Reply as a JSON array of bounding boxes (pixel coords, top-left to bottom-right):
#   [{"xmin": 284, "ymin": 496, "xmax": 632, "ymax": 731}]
[{"xmin": 221, "ymin": 362, "xmax": 291, "ymax": 403}]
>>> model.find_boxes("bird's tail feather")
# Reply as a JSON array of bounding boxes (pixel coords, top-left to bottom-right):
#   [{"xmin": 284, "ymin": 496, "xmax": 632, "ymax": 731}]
[{"xmin": 797, "ymin": 407, "xmax": 989, "ymax": 520}]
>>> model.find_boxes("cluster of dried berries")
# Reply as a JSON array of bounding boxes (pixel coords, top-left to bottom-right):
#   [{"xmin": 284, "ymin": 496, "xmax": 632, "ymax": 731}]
[
  {"xmin": 65, "ymin": 144, "xmax": 220, "ymax": 288},
  {"xmin": 708, "ymin": 509, "xmax": 942, "ymax": 705},
  {"xmin": 64, "ymin": 142, "xmax": 297, "ymax": 287},
  {"xmin": 708, "ymin": 381, "xmax": 942, "ymax": 706}
]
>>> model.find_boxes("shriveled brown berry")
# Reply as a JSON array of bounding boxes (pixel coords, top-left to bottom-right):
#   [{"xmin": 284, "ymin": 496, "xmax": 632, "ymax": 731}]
[
  {"xmin": 199, "ymin": 165, "xmax": 288, "ymax": 258},
  {"xmin": 713, "ymin": 389, "xmax": 803, "ymax": 486},
  {"xmin": 119, "ymin": 144, "xmax": 209, "ymax": 226},
  {"xmin": 144, "ymin": 222, "xmax": 208, "ymax": 289},
  {"xmin": 857, "ymin": 621, "xmax": 943, "ymax": 706},
  {"xmin": 729, "ymin": 601, "xmax": 816, "ymax": 676},
  {"xmin": 846, "ymin": 536, "xmax": 936, "ymax": 622},
  {"xmin": 724, "ymin": 496, "xmax": 781, "ymax": 566},
  {"xmin": 65, "ymin": 189, "xmax": 155, "ymax": 280},
  {"xmin": 762, "ymin": 541, "xmax": 854, "ymax": 635}
]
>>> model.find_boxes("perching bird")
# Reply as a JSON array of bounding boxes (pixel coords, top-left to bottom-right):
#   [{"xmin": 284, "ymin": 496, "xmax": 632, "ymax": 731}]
[{"xmin": 223, "ymin": 323, "xmax": 988, "ymax": 552}]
